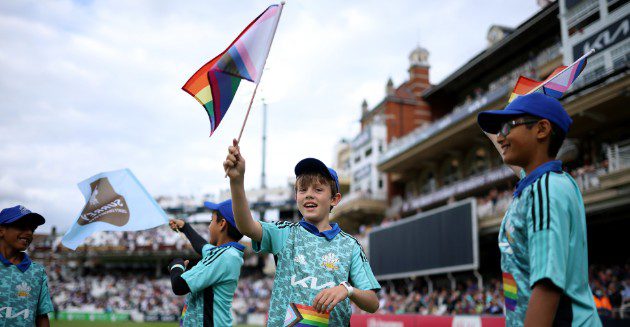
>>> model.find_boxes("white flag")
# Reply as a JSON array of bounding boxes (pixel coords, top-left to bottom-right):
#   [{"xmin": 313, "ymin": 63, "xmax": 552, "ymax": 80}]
[{"xmin": 62, "ymin": 168, "xmax": 168, "ymax": 250}]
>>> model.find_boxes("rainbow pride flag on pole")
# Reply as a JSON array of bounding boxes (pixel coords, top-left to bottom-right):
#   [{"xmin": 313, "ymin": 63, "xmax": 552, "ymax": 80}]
[
  {"xmin": 182, "ymin": 4, "xmax": 283, "ymax": 135},
  {"xmin": 508, "ymin": 49, "xmax": 594, "ymax": 103}
]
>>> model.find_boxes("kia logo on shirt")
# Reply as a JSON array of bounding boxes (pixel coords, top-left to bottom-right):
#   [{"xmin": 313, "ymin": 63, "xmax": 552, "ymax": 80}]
[{"xmin": 290, "ymin": 275, "xmax": 336, "ymax": 290}]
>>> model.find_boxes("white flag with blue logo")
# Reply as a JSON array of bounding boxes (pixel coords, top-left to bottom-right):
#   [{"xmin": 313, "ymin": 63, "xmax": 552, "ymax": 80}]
[{"xmin": 61, "ymin": 168, "xmax": 168, "ymax": 250}]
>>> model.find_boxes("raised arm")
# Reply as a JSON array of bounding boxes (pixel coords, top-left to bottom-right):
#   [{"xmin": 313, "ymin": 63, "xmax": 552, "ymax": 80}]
[
  {"xmin": 224, "ymin": 139, "xmax": 263, "ymax": 242},
  {"xmin": 169, "ymin": 219, "xmax": 207, "ymax": 255}
]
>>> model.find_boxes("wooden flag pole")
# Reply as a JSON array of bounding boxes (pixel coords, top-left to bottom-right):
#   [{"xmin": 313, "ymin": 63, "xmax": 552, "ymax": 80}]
[
  {"xmin": 226, "ymin": 2, "xmax": 285, "ymax": 177},
  {"xmin": 236, "ymin": 82, "xmax": 260, "ymax": 144}
]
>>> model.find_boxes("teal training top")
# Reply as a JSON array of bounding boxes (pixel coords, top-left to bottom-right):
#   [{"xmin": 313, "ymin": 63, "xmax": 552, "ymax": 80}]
[
  {"xmin": 499, "ymin": 164, "xmax": 600, "ymax": 326},
  {"xmin": 253, "ymin": 220, "xmax": 380, "ymax": 326},
  {"xmin": 0, "ymin": 253, "xmax": 53, "ymax": 327},
  {"xmin": 180, "ymin": 242, "xmax": 244, "ymax": 327}
]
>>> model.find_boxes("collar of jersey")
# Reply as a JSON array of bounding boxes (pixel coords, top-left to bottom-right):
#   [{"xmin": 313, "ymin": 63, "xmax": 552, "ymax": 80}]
[
  {"xmin": 219, "ymin": 241, "xmax": 245, "ymax": 251},
  {"xmin": 299, "ymin": 219, "xmax": 341, "ymax": 240},
  {"xmin": 514, "ymin": 160, "xmax": 563, "ymax": 198},
  {"xmin": 0, "ymin": 252, "xmax": 32, "ymax": 272}
]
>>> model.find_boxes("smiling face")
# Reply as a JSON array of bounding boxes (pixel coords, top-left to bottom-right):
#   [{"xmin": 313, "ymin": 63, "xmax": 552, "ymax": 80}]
[
  {"xmin": 496, "ymin": 116, "xmax": 542, "ymax": 167},
  {"xmin": 0, "ymin": 220, "xmax": 37, "ymax": 252},
  {"xmin": 295, "ymin": 174, "xmax": 341, "ymax": 224}
]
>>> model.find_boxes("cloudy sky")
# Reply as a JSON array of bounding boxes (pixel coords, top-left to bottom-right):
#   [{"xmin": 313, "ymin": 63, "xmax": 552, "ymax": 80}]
[{"xmin": 0, "ymin": 0, "xmax": 540, "ymax": 232}]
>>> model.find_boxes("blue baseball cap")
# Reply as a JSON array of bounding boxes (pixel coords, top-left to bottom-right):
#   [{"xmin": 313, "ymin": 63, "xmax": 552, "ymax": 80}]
[
  {"xmin": 204, "ymin": 199, "xmax": 238, "ymax": 231},
  {"xmin": 294, "ymin": 158, "xmax": 340, "ymax": 194},
  {"xmin": 0, "ymin": 205, "xmax": 45, "ymax": 226},
  {"xmin": 477, "ymin": 93, "xmax": 572, "ymax": 134}
]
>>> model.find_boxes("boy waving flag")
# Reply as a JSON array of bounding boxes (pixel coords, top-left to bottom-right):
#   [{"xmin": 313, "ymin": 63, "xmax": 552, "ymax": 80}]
[
  {"xmin": 224, "ymin": 139, "xmax": 380, "ymax": 326},
  {"xmin": 167, "ymin": 199, "xmax": 245, "ymax": 327}
]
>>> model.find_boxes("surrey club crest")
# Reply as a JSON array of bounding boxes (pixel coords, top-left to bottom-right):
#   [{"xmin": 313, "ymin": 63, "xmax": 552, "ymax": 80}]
[
  {"xmin": 16, "ymin": 282, "xmax": 31, "ymax": 298},
  {"xmin": 321, "ymin": 252, "xmax": 339, "ymax": 271}
]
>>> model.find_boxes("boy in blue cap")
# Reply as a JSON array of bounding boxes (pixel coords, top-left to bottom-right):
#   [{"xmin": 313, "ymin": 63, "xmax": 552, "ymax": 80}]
[
  {"xmin": 167, "ymin": 199, "xmax": 245, "ymax": 327},
  {"xmin": 224, "ymin": 140, "xmax": 380, "ymax": 326},
  {"xmin": 477, "ymin": 93, "xmax": 600, "ymax": 327},
  {"xmin": 0, "ymin": 205, "xmax": 53, "ymax": 327}
]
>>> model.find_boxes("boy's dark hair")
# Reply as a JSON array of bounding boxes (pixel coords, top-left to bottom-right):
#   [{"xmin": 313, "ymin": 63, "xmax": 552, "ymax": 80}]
[
  {"xmin": 547, "ymin": 123, "xmax": 566, "ymax": 158},
  {"xmin": 522, "ymin": 116, "xmax": 566, "ymax": 158},
  {"xmin": 215, "ymin": 213, "xmax": 243, "ymax": 241},
  {"xmin": 295, "ymin": 173, "xmax": 339, "ymax": 196}
]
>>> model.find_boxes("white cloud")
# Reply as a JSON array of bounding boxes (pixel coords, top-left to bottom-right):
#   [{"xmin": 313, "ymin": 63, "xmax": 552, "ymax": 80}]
[{"xmin": 0, "ymin": 0, "xmax": 539, "ymax": 231}]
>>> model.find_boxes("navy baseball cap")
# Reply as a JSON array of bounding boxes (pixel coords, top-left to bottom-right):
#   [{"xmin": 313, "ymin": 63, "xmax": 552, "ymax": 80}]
[
  {"xmin": 204, "ymin": 199, "xmax": 239, "ymax": 231},
  {"xmin": 477, "ymin": 93, "xmax": 572, "ymax": 134},
  {"xmin": 0, "ymin": 205, "xmax": 45, "ymax": 226},
  {"xmin": 294, "ymin": 158, "xmax": 340, "ymax": 194}
]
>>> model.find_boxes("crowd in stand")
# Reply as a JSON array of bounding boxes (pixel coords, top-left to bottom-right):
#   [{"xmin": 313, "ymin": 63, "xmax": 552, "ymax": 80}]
[
  {"xmin": 44, "ymin": 254, "xmax": 629, "ymax": 319},
  {"xmin": 232, "ymin": 274, "xmax": 273, "ymax": 316},
  {"xmin": 48, "ymin": 224, "xmax": 209, "ymax": 252},
  {"xmin": 590, "ymin": 264, "xmax": 630, "ymax": 319},
  {"xmin": 476, "ymin": 189, "xmax": 511, "ymax": 220},
  {"xmin": 47, "ymin": 263, "xmax": 183, "ymax": 317},
  {"xmin": 354, "ymin": 278, "xmax": 504, "ymax": 315}
]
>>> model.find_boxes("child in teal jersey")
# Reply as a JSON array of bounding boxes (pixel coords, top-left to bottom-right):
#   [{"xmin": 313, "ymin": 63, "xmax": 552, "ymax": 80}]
[
  {"xmin": 224, "ymin": 140, "xmax": 380, "ymax": 326},
  {"xmin": 0, "ymin": 205, "xmax": 53, "ymax": 327},
  {"xmin": 477, "ymin": 93, "xmax": 600, "ymax": 327},
  {"xmin": 167, "ymin": 199, "xmax": 245, "ymax": 327}
]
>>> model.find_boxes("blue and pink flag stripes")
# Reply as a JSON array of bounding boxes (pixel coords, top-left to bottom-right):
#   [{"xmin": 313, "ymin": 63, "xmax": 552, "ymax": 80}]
[
  {"xmin": 182, "ymin": 4, "xmax": 282, "ymax": 135},
  {"xmin": 509, "ymin": 50, "xmax": 593, "ymax": 103}
]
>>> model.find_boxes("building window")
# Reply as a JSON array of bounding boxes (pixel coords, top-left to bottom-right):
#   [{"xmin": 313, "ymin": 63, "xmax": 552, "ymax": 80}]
[
  {"xmin": 365, "ymin": 148, "xmax": 373, "ymax": 157},
  {"xmin": 469, "ymin": 147, "xmax": 490, "ymax": 176},
  {"xmin": 354, "ymin": 155, "xmax": 361, "ymax": 163},
  {"xmin": 421, "ymin": 171, "xmax": 436, "ymax": 194},
  {"xmin": 378, "ymin": 178, "xmax": 383, "ymax": 189},
  {"xmin": 442, "ymin": 158, "xmax": 461, "ymax": 186},
  {"xmin": 609, "ymin": 0, "xmax": 626, "ymax": 13}
]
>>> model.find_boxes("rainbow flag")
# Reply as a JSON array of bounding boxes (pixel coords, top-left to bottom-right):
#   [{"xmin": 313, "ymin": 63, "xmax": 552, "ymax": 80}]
[
  {"xmin": 284, "ymin": 303, "xmax": 330, "ymax": 327},
  {"xmin": 182, "ymin": 4, "xmax": 282, "ymax": 135},
  {"xmin": 503, "ymin": 272, "xmax": 518, "ymax": 311},
  {"xmin": 508, "ymin": 51, "xmax": 591, "ymax": 103},
  {"xmin": 508, "ymin": 75, "xmax": 544, "ymax": 103},
  {"xmin": 179, "ymin": 302, "xmax": 187, "ymax": 327}
]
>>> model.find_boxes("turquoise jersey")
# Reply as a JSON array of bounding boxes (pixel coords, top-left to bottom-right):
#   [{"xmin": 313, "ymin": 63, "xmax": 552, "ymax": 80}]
[
  {"xmin": 499, "ymin": 165, "xmax": 600, "ymax": 326},
  {"xmin": 0, "ymin": 253, "xmax": 53, "ymax": 327},
  {"xmin": 180, "ymin": 242, "xmax": 244, "ymax": 327},
  {"xmin": 253, "ymin": 220, "xmax": 380, "ymax": 327}
]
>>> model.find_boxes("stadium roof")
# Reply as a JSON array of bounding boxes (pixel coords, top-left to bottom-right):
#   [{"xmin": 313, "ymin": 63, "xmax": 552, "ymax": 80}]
[{"xmin": 422, "ymin": 2, "xmax": 559, "ymax": 102}]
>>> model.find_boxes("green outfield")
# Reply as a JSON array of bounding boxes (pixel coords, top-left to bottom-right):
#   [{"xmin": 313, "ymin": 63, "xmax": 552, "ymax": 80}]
[{"xmin": 51, "ymin": 321, "xmax": 259, "ymax": 327}]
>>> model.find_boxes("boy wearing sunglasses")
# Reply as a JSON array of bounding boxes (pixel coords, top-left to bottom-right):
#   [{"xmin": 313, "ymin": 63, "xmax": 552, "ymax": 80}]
[{"xmin": 477, "ymin": 93, "xmax": 600, "ymax": 327}]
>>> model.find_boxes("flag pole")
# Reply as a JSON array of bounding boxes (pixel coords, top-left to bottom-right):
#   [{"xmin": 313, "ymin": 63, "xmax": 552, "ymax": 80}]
[
  {"xmin": 226, "ymin": 2, "xmax": 285, "ymax": 177},
  {"xmin": 526, "ymin": 48, "xmax": 595, "ymax": 95},
  {"xmin": 235, "ymin": 2, "xmax": 285, "ymax": 144}
]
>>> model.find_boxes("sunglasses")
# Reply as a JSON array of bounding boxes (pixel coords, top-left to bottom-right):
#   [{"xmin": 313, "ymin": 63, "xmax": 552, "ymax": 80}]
[{"xmin": 498, "ymin": 119, "xmax": 539, "ymax": 137}]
